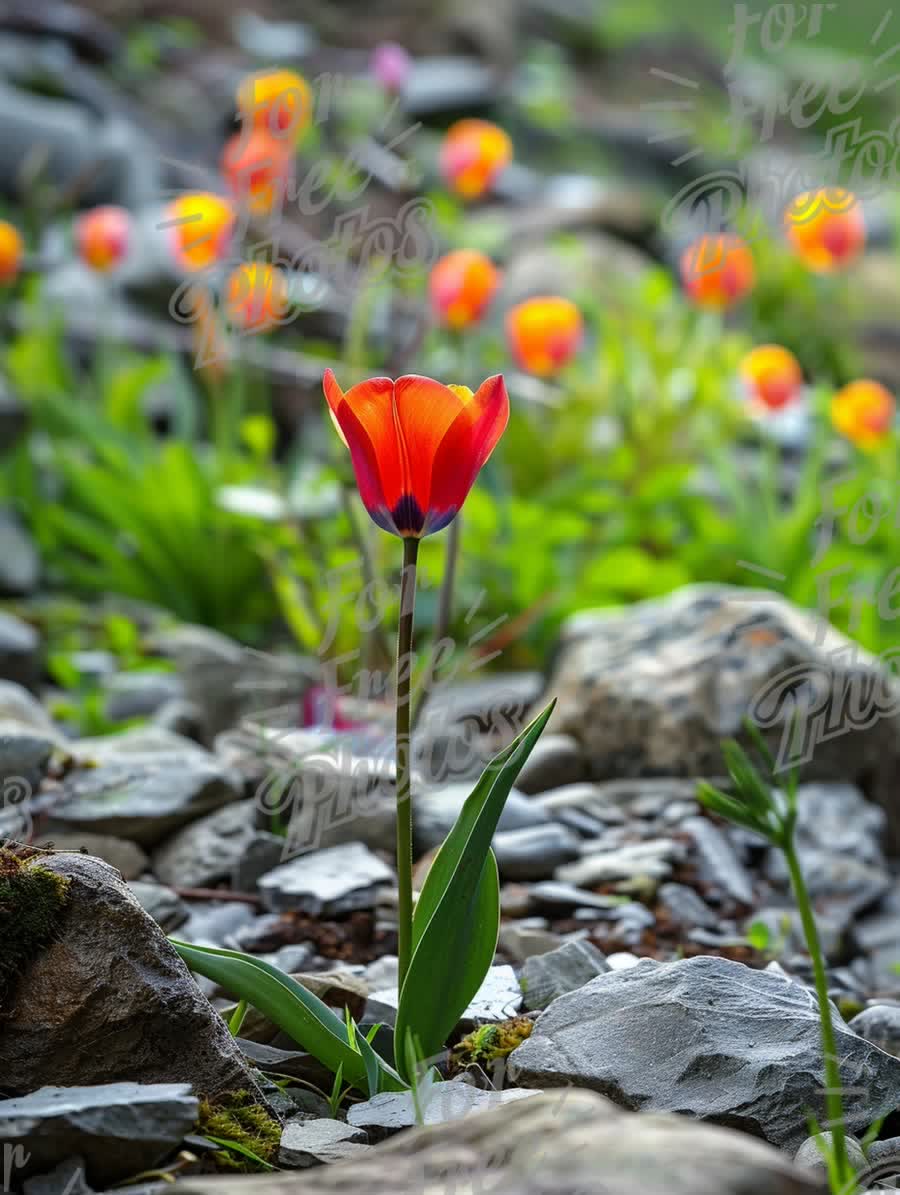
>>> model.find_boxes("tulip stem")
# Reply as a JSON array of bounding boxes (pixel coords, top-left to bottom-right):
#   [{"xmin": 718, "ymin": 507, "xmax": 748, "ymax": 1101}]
[
  {"xmin": 396, "ymin": 536, "xmax": 419, "ymax": 990},
  {"xmin": 412, "ymin": 515, "xmax": 461, "ymax": 731}
]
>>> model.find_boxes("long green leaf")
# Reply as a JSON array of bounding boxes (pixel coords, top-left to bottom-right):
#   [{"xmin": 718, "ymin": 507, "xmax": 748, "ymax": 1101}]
[
  {"xmin": 171, "ymin": 940, "xmax": 406, "ymax": 1095},
  {"xmin": 395, "ymin": 700, "xmax": 555, "ymax": 1079}
]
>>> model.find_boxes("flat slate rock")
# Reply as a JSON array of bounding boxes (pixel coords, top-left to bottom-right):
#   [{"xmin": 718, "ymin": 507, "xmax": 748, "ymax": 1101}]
[
  {"xmin": 520, "ymin": 939, "xmax": 610, "ymax": 1011},
  {"xmin": 257, "ymin": 841, "xmax": 394, "ymax": 915},
  {"xmin": 346, "ymin": 1080, "xmax": 541, "ymax": 1141},
  {"xmin": 279, "ymin": 1118, "xmax": 369, "ymax": 1167},
  {"xmin": 368, "ymin": 964, "xmax": 522, "ymax": 1029},
  {"xmin": 48, "ymin": 730, "xmax": 240, "ymax": 847},
  {"xmin": 177, "ymin": 1087, "xmax": 824, "ymax": 1195},
  {"xmin": 509, "ymin": 955, "xmax": 900, "ymax": 1151},
  {"xmin": 0, "ymin": 1082, "xmax": 197, "ymax": 1188}
]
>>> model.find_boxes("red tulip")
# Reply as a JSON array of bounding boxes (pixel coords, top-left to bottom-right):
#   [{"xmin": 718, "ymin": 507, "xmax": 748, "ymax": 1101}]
[
  {"xmin": 439, "ymin": 119, "xmax": 512, "ymax": 200},
  {"xmin": 429, "ymin": 249, "xmax": 500, "ymax": 329},
  {"xmin": 785, "ymin": 189, "xmax": 865, "ymax": 273},
  {"xmin": 505, "ymin": 296, "xmax": 583, "ymax": 376},
  {"xmin": 323, "ymin": 371, "xmax": 509, "ymax": 538},
  {"xmin": 830, "ymin": 380, "xmax": 895, "ymax": 451},
  {"xmin": 0, "ymin": 220, "xmax": 23, "ymax": 284},
  {"xmin": 739, "ymin": 345, "xmax": 803, "ymax": 411},
  {"xmin": 680, "ymin": 234, "xmax": 754, "ymax": 308},
  {"xmin": 75, "ymin": 205, "xmax": 131, "ymax": 272},
  {"xmin": 221, "ymin": 130, "xmax": 293, "ymax": 216}
]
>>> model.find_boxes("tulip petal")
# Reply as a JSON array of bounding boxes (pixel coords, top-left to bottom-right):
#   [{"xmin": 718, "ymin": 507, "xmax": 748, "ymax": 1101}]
[
  {"xmin": 426, "ymin": 375, "xmax": 509, "ymax": 530},
  {"xmin": 325, "ymin": 371, "xmax": 401, "ymax": 526},
  {"xmin": 393, "ymin": 375, "xmax": 472, "ymax": 516}
]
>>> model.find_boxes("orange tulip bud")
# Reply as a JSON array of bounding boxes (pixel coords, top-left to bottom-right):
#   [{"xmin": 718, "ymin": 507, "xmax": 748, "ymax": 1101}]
[
  {"xmin": 237, "ymin": 69, "xmax": 312, "ymax": 143},
  {"xmin": 0, "ymin": 220, "xmax": 23, "ymax": 284},
  {"xmin": 680, "ymin": 234, "xmax": 755, "ymax": 308},
  {"xmin": 165, "ymin": 193, "xmax": 235, "ymax": 273},
  {"xmin": 505, "ymin": 296, "xmax": 584, "ymax": 377},
  {"xmin": 74, "ymin": 205, "xmax": 131, "ymax": 272},
  {"xmin": 429, "ymin": 249, "xmax": 500, "ymax": 329},
  {"xmin": 225, "ymin": 262, "xmax": 290, "ymax": 333},
  {"xmin": 784, "ymin": 189, "xmax": 865, "ymax": 273},
  {"xmin": 739, "ymin": 345, "xmax": 803, "ymax": 411},
  {"xmin": 439, "ymin": 119, "xmax": 512, "ymax": 201},
  {"xmin": 323, "ymin": 371, "xmax": 509, "ymax": 538},
  {"xmin": 830, "ymin": 379, "xmax": 894, "ymax": 451}
]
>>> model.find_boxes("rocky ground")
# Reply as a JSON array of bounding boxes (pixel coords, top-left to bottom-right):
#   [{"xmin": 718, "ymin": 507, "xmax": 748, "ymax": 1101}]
[{"xmin": 3, "ymin": 584, "xmax": 900, "ymax": 1193}]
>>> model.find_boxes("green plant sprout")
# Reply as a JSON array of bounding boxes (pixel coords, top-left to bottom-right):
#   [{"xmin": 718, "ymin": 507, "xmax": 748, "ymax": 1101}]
[{"xmin": 698, "ymin": 721, "xmax": 855, "ymax": 1195}]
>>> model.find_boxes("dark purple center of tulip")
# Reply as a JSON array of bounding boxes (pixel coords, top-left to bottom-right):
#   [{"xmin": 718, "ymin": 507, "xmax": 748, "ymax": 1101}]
[{"xmin": 392, "ymin": 493, "xmax": 425, "ymax": 535}]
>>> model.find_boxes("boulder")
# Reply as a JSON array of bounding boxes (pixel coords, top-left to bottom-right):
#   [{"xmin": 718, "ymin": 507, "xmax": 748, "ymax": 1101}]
[
  {"xmin": 509, "ymin": 955, "xmax": 900, "ymax": 1152},
  {"xmin": 539, "ymin": 585, "xmax": 900, "ymax": 848},
  {"xmin": 0, "ymin": 853, "xmax": 262, "ymax": 1099}
]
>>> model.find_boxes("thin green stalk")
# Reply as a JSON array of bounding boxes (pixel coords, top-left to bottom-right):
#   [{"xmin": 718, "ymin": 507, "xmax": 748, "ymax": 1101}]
[
  {"xmin": 412, "ymin": 514, "xmax": 461, "ymax": 729},
  {"xmin": 228, "ymin": 998, "xmax": 248, "ymax": 1037},
  {"xmin": 784, "ymin": 840, "xmax": 852, "ymax": 1190},
  {"xmin": 396, "ymin": 536, "xmax": 419, "ymax": 989}
]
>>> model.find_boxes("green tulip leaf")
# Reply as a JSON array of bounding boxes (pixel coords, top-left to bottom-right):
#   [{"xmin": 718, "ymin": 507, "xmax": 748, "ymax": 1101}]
[
  {"xmin": 395, "ymin": 700, "xmax": 555, "ymax": 1080},
  {"xmin": 171, "ymin": 939, "xmax": 406, "ymax": 1095}
]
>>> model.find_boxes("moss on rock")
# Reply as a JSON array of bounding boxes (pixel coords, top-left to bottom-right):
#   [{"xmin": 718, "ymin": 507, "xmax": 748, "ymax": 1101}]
[
  {"xmin": 0, "ymin": 847, "xmax": 70, "ymax": 1010},
  {"xmin": 450, "ymin": 1016, "xmax": 535, "ymax": 1075},
  {"xmin": 198, "ymin": 1090, "xmax": 282, "ymax": 1172}
]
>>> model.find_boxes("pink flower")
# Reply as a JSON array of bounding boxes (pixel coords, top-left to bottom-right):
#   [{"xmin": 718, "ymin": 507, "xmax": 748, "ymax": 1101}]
[{"xmin": 371, "ymin": 42, "xmax": 412, "ymax": 94}]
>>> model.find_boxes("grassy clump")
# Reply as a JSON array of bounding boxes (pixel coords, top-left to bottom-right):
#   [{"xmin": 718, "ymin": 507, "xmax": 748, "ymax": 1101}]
[
  {"xmin": 0, "ymin": 847, "xmax": 71, "ymax": 1010},
  {"xmin": 197, "ymin": 1091, "xmax": 282, "ymax": 1173}
]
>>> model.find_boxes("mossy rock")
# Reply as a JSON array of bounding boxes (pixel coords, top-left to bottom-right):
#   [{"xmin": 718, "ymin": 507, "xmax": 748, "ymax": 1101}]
[
  {"xmin": 198, "ymin": 1090, "xmax": 282, "ymax": 1173},
  {"xmin": 450, "ymin": 1016, "xmax": 534, "ymax": 1076},
  {"xmin": 0, "ymin": 847, "xmax": 70, "ymax": 1010}
]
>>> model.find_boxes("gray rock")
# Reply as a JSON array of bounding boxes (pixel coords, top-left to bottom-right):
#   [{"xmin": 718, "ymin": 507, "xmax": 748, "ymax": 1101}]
[
  {"xmin": 794, "ymin": 1132, "xmax": 867, "ymax": 1174},
  {"xmin": 541, "ymin": 584, "xmax": 900, "ymax": 850},
  {"xmin": 856, "ymin": 888, "xmax": 900, "ymax": 993},
  {"xmin": 766, "ymin": 784, "xmax": 890, "ymax": 915},
  {"xmin": 414, "ymin": 784, "xmax": 548, "ymax": 855},
  {"xmin": 848, "ymin": 1005, "xmax": 900, "ymax": 1058},
  {"xmin": 498, "ymin": 922, "xmax": 564, "ymax": 963},
  {"xmin": 657, "ymin": 882, "xmax": 720, "ymax": 930},
  {"xmin": 346, "ymin": 1080, "xmax": 540, "ymax": 1142},
  {"xmin": 0, "ymin": 853, "xmax": 261, "ymax": 1099},
  {"xmin": 147, "ymin": 625, "xmax": 310, "ymax": 738},
  {"xmin": 520, "ymin": 940, "xmax": 610, "ymax": 1011},
  {"xmin": 279, "ymin": 1118, "xmax": 369, "ymax": 1167},
  {"xmin": 528, "ymin": 881, "xmax": 624, "ymax": 915},
  {"xmin": 258, "ymin": 842, "xmax": 394, "ymax": 915},
  {"xmin": 22, "ymin": 1157, "xmax": 93, "ymax": 1195},
  {"xmin": 151, "ymin": 699, "xmax": 208, "ymax": 743},
  {"xmin": 104, "ymin": 672, "xmax": 184, "ymax": 723},
  {"xmin": 232, "ymin": 831, "xmax": 289, "ymax": 892},
  {"xmin": 492, "ymin": 823, "xmax": 580, "ymax": 881},
  {"xmin": 129, "ymin": 881, "xmax": 189, "ymax": 931},
  {"xmin": 402, "ymin": 56, "xmax": 498, "ymax": 117},
  {"xmin": 509, "ymin": 955, "xmax": 900, "ymax": 1151},
  {"xmin": 0, "ymin": 1082, "xmax": 197, "ymax": 1188},
  {"xmin": 178, "ymin": 1087, "xmax": 827, "ymax": 1195},
  {"xmin": 514, "ymin": 734, "xmax": 584, "ymax": 795},
  {"xmin": 748, "ymin": 906, "xmax": 855, "ymax": 964},
  {"xmin": 555, "ymin": 838, "xmax": 683, "ymax": 888},
  {"xmin": 152, "ymin": 800, "xmax": 259, "ymax": 888},
  {"xmin": 179, "ymin": 900, "xmax": 259, "ymax": 949},
  {"xmin": 0, "ymin": 725, "xmax": 54, "ymax": 792},
  {"xmin": 48, "ymin": 729, "xmax": 240, "ymax": 847},
  {"xmin": 34, "ymin": 833, "xmax": 148, "ymax": 880},
  {"xmin": 683, "ymin": 816, "xmax": 755, "ymax": 906},
  {"xmin": 0, "ymin": 611, "xmax": 39, "ymax": 690},
  {"xmin": 0, "ymin": 509, "xmax": 39, "ymax": 596},
  {"xmin": 368, "ymin": 965, "xmax": 522, "ymax": 1030}
]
